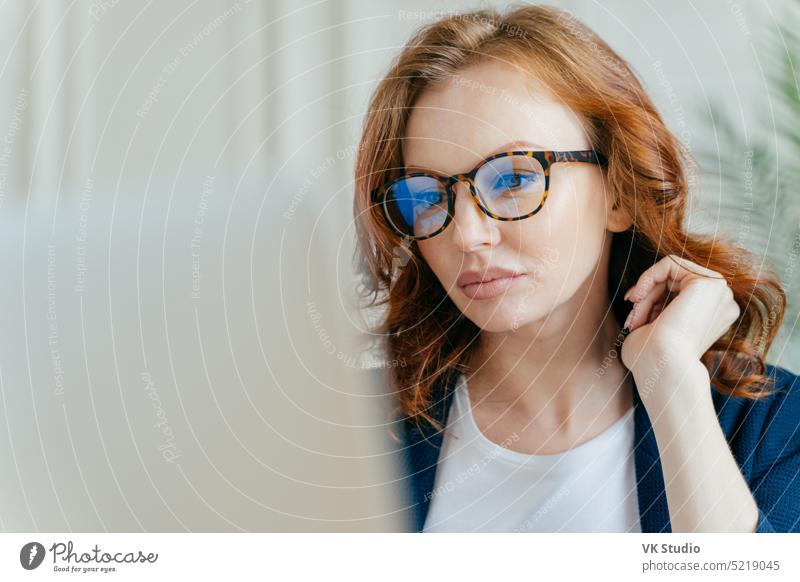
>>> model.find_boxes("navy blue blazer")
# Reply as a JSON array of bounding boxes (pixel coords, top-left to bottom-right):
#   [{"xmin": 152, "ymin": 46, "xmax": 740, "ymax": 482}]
[{"xmin": 399, "ymin": 363, "xmax": 800, "ymax": 532}]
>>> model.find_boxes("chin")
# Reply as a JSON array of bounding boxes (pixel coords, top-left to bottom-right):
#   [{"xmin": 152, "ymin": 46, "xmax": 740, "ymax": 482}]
[{"xmin": 458, "ymin": 296, "xmax": 541, "ymax": 333}]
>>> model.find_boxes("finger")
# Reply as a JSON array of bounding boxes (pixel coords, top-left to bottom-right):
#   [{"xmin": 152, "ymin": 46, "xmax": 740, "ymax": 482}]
[
  {"xmin": 625, "ymin": 259, "xmax": 683, "ymax": 302},
  {"xmin": 648, "ymin": 303, "xmax": 663, "ymax": 324},
  {"xmin": 647, "ymin": 293, "xmax": 673, "ymax": 324},
  {"xmin": 625, "ymin": 274, "xmax": 679, "ymax": 302},
  {"xmin": 625, "ymin": 255, "xmax": 719, "ymax": 302},
  {"xmin": 624, "ymin": 281, "xmax": 666, "ymax": 331}
]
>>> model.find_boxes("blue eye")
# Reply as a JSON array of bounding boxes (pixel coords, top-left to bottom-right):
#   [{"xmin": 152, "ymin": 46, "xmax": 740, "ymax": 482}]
[
  {"xmin": 491, "ymin": 172, "xmax": 539, "ymax": 191},
  {"xmin": 415, "ymin": 189, "xmax": 441, "ymax": 207}
]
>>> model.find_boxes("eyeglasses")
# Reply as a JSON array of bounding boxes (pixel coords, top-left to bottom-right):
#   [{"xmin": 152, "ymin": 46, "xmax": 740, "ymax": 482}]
[{"xmin": 371, "ymin": 149, "xmax": 607, "ymax": 241}]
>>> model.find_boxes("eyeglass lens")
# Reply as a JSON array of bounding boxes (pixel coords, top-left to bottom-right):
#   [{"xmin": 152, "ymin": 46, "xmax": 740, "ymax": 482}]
[{"xmin": 383, "ymin": 154, "xmax": 545, "ymax": 238}]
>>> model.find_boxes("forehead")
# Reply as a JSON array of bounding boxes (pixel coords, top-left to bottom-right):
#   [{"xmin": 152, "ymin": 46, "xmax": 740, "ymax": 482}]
[{"xmin": 402, "ymin": 60, "xmax": 588, "ymax": 174}]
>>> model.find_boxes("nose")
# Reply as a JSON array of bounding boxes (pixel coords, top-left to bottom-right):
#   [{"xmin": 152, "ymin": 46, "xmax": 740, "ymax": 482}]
[{"xmin": 449, "ymin": 179, "xmax": 498, "ymax": 252}]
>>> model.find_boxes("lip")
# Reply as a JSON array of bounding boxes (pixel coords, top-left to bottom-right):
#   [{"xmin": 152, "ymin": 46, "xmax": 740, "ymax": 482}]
[{"xmin": 457, "ymin": 267, "xmax": 527, "ymax": 300}]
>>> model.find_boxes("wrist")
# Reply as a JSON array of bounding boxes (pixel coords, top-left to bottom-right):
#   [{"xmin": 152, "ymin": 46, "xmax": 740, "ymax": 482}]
[{"xmin": 633, "ymin": 359, "xmax": 711, "ymax": 416}]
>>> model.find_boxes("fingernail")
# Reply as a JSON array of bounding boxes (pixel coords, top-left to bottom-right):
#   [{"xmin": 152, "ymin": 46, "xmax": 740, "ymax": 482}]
[{"xmin": 623, "ymin": 309, "xmax": 634, "ymax": 330}]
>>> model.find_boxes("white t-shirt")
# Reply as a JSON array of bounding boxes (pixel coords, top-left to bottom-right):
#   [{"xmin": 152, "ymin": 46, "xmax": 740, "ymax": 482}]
[{"xmin": 422, "ymin": 374, "xmax": 641, "ymax": 532}]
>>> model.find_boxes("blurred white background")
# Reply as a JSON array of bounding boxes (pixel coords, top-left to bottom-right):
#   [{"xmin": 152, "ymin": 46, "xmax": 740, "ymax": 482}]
[{"xmin": 0, "ymin": 0, "xmax": 797, "ymax": 531}]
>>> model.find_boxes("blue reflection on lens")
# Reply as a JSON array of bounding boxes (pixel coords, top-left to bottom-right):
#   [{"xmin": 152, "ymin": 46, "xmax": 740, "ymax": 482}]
[{"xmin": 391, "ymin": 177, "xmax": 443, "ymax": 229}]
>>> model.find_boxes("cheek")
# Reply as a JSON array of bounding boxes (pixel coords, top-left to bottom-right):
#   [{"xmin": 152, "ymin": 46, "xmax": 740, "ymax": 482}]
[
  {"xmin": 417, "ymin": 239, "xmax": 458, "ymax": 285},
  {"xmin": 506, "ymin": 186, "xmax": 606, "ymax": 296},
  {"xmin": 532, "ymin": 173, "xmax": 606, "ymax": 257}
]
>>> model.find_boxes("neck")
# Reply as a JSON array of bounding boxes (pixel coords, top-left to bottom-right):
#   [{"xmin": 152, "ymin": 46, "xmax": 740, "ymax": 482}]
[{"xmin": 465, "ymin": 271, "xmax": 633, "ymax": 427}]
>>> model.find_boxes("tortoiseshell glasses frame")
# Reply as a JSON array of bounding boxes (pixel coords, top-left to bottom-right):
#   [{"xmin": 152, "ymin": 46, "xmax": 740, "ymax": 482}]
[{"xmin": 371, "ymin": 149, "xmax": 607, "ymax": 241}]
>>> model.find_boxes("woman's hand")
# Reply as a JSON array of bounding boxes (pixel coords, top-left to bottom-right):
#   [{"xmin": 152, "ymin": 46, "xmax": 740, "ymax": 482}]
[
  {"xmin": 617, "ymin": 255, "xmax": 760, "ymax": 532},
  {"xmin": 619, "ymin": 254, "xmax": 740, "ymax": 390}
]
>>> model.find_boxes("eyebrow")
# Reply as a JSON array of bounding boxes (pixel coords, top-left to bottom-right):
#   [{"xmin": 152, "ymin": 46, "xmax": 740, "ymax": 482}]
[{"xmin": 404, "ymin": 140, "xmax": 547, "ymax": 174}]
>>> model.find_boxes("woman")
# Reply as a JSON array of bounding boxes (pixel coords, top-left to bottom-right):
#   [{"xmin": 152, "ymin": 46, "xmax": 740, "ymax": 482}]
[{"xmin": 353, "ymin": 5, "xmax": 799, "ymax": 532}]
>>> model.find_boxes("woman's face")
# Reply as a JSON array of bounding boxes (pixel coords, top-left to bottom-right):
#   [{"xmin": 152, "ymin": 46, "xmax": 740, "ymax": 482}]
[{"xmin": 403, "ymin": 60, "xmax": 629, "ymax": 333}]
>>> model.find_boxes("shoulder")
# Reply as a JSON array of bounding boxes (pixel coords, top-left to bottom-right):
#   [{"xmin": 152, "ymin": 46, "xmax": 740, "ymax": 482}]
[
  {"xmin": 712, "ymin": 363, "xmax": 799, "ymax": 420},
  {"xmin": 753, "ymin": 363, "xmax": 800, "ymax": 424},
  {"xmin": 713, "ymin": 363, "xmax": 800, "ymax": 475},
  {"xmin": 763, "ymin": 363, "xmax": 800, "ymax": 408},
  {"xmin": 754, "ymin": 364, "xmax": 800, "ymax": 457}
]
